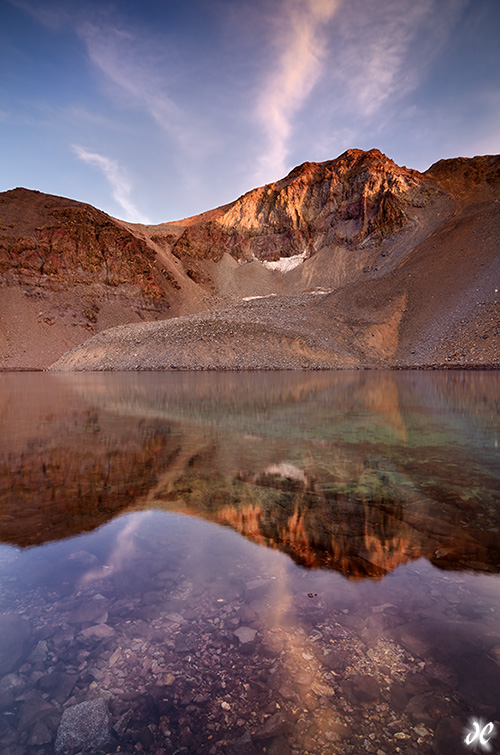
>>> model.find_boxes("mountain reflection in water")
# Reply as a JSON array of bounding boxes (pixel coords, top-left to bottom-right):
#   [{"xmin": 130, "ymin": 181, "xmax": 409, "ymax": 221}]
[
  {"xmin": 0, "ymin": 371, "xmax": 499, "ymax": 754},
  {"xmin": 1, "ymin": 371, "xmax": 499, "ymax": 577}
]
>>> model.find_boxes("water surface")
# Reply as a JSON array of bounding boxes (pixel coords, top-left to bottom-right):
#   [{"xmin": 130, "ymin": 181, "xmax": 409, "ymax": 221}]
[{"xmin": 0, "ymin": 371, "xmax": 499, "ymax": 754}]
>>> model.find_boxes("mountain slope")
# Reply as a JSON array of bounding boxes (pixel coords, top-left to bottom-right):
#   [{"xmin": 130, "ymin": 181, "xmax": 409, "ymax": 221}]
[
  {"xmin": 1, "ymin": 149, "xmax": 499, "ymax": 370},
  {"xmin": 51, "ymin": 151, "xmax": 500, "ymax": 371},
  {"xmin": 0, "ymin": 189, "xmax": 208, "ymax": 368},
  {"xmin": 139, "ymin": 148, "xmax": 454, "ymax": 300}
]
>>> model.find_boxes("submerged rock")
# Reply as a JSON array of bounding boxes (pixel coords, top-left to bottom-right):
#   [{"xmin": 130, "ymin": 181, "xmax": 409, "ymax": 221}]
[
  {"xmin": 404, "ymin": 691, "xmax": 452, "ymax": 726},
  {"xmin": 434, "ymin": 716, "xmax": 467, "ymax": 755},
  {"xmin": 77, "ymin": 623, "xmax": 116, "ymax": 645},
  {"xmin": 38, "ymin": 671, "xmax": 78, "ymax": 703},
  {"xmin": 67, "ymin": 599, "xmax": 109, "ymax": 626},
  {"xmin": 343, "ymin": 674, "xmax": 381, "ymax": 705},
  {"xmin": 253, "ymin": 711, "xmax": 289, "ymax": 740},
  {"xmin": 0, "ymin": 614, "xmax": 31, "ymax": 675},
  {"xmin": 28, "ymin": 639, "xmax": 48, "ymax": 664},
  {"xmin": 322, "ymin": 647, "xmax": 349, "ymax": 672},
  {"xmin": 54, "ymin": 698, "xmax": 113, "ymax": 754},
  {"xmin": 234, "ymin": 626, "xmax": 258, "ymax": 644},
  {"xmin": 18, "ymin": 691, "xmax": 60, "ymax": 732}
]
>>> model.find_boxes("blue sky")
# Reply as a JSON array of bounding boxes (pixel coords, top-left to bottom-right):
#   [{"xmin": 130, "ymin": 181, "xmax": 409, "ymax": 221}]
[{"xmin": 1, "ymin": 0, "xmax": 499, "ymax": 224}]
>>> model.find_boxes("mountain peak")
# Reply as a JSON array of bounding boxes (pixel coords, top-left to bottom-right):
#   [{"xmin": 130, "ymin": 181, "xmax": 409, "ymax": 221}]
[
  {"xmin": 283, "ymin": 148, "xmax": 404, "ymax": 181},
  {"xmin": 170, "ymin": 148, "xmax": 429, "ymax": 262}
]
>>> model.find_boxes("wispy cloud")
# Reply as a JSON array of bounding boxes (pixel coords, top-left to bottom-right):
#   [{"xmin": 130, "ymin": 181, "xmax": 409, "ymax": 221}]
[
  {"xmin": 75, "ymin": 17, "xmax": 214, "ymax": 210},
  {"xmin": 77, "ymin": 21, "xmax": 197, "ymax": 154},
  {"xmin": 253, "ymin": 0, "xmax": 340, "ymax": 183},
  {"xmin": 79, "ymin": 513, "xmax": 149, "ymax": 589},
  {"xmin": 10, "ymin": 2, "xmax": 201, "ymax": 153},
  {"xmin": 332, "ymin": 0, "xmax": 468, "ymax": 118},
  {"xmin": 73, "ymin": 145, "xmax": 150, "ymax": 222},
  {"xmin": 292, "ymin": 0, "xmax": 470, "ymax": 166},
  {"xmin": 6, "ymin": 0, "xmax": 70, "ymax": 30}
]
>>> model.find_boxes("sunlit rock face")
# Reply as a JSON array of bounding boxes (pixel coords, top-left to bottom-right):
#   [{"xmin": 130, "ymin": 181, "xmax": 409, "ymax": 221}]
[
  {"xmin": 168, "ymin": 149, "xmax": 437, "ymax": 263},
  {"xmin": 425, "ymin": 153, "xmax": 500, "ymax": 198}
]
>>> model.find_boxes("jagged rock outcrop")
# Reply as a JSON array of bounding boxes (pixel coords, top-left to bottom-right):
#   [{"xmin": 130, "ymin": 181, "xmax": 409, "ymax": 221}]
[
  {"xmin": 161, "ymin": 149, "xmax": 443, "ymax": 264},
  {"xmin": 425, "ymin": 153, "xmax": 500, "ymax": 198}
]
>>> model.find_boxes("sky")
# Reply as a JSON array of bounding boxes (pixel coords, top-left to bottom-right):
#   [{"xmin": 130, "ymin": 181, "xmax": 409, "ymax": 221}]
[{"xmin": 1, "ymin": 0, "xmax": 499, "ymax": 224}]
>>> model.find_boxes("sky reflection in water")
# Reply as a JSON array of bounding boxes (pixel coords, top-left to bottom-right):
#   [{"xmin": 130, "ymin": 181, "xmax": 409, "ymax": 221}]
[{"xmin": 0, "ymin": 371, "xmax": 499, "ymax": 754}]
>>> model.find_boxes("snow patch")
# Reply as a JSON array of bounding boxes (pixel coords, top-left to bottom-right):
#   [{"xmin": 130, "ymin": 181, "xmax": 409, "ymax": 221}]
[
  {"xmin": 241, "ymin": 294, "xmax": 277, "ymax": 301},
  {"xmin": 261, "ymin": 250, "xmax": 308, "ymax": 272}
]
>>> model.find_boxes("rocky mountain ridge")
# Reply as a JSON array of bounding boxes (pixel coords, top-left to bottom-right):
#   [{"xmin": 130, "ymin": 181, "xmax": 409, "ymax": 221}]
[
  {"xmin": 164, "ymin": 149, "xmax": 433, "ymax": 261},
  {"xmin": 1, "ymin": 148, "xmax": 499, "ymax": 369}
]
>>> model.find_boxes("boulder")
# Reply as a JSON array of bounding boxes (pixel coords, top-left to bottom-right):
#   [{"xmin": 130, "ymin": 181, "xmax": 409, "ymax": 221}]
[
  {"xmin": 253, "ymin": 712, "xmax": 289, "ymax": 741},
  {"xmin": 343, "ymin": 674, "xmax": 380, "ymax": 705},
  {"xmin": 55, "ymin": 698, "xmax": 113, "ymax": 754},
  {"xmin": 77, "ymin": 623, "xmax": 115, "ymax": 645},
  {"xmin": 0, "ymin": 614, "xmax": 31, "ymax": 675}
]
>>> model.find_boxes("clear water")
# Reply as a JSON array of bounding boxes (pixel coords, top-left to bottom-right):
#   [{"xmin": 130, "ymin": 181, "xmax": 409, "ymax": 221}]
[{"xmin": 0, "ymin": 371, "xmax": 499, "ymax": 754}]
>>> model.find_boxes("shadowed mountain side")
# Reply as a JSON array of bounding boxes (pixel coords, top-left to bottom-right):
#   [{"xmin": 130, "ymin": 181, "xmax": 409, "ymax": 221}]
[
  {"xmin": 50, "ymin": 240, "xmax": 497, "ymax": 369},
  {"xmin": 316, "ymin": 180, "xmax": 500, "ymax": 368},
  {"xmin": 0, "ymin": 189, "xmax": 210, "ymax": 369}
]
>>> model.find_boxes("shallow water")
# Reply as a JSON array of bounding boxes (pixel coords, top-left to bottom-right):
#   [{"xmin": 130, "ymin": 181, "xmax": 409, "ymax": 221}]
[{"xmin": 0, "ymin": 371, "xmax": 499, "ymax": 754}]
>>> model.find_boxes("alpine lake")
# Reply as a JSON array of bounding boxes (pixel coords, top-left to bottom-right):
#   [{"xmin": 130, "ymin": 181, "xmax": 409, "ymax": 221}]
[{"xmin": 0, "ymin": 370, "xmax": 499, "ymax": 755}]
